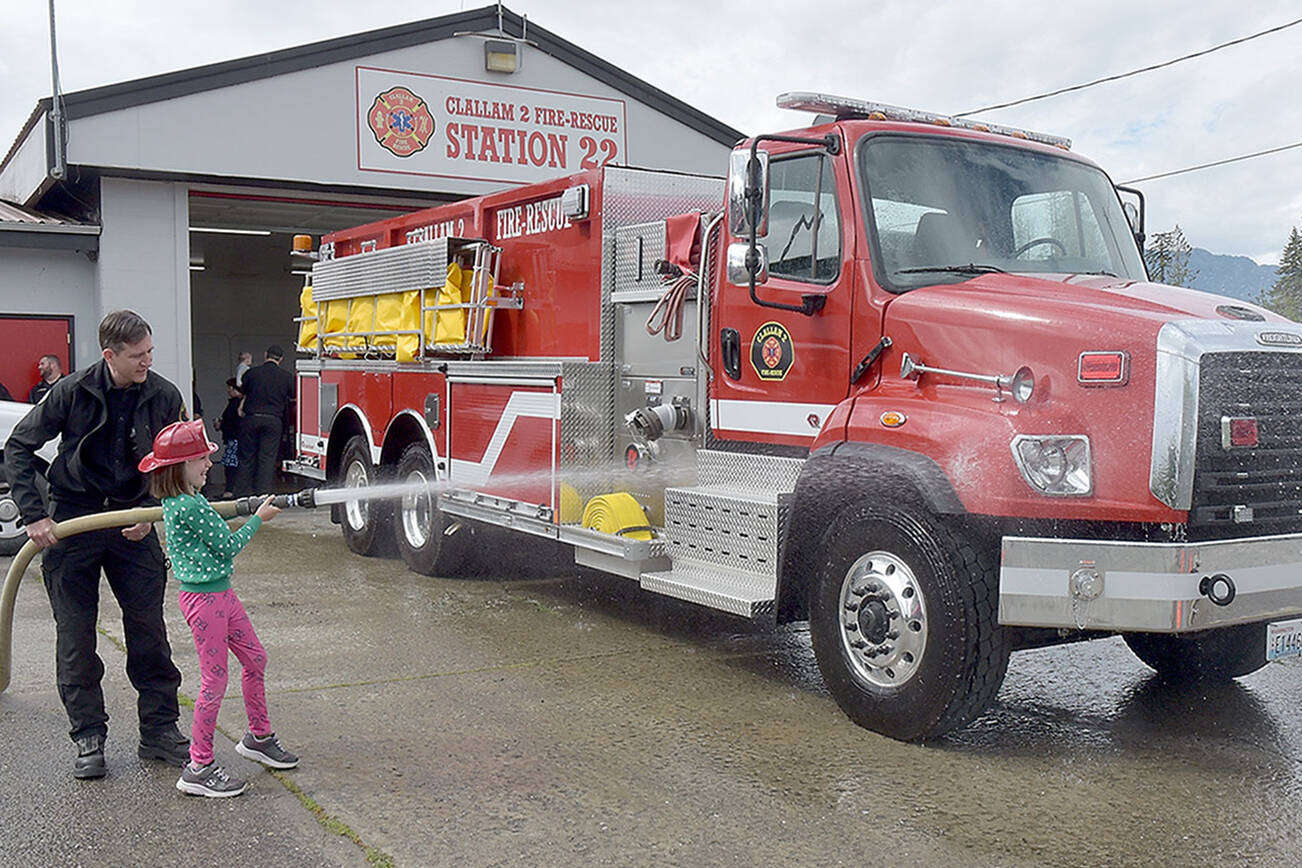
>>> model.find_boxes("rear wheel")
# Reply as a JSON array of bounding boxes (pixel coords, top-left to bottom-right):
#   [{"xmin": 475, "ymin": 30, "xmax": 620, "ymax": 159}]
[
  {"xmin": 1123, "ymin": 624, "xmax": 1268, "ymax": 681},
  {"xmin": 336, "ymin": 435, "xmax": 391, "ymax": 557},
  {"xmin": 809, "ymin": 501, "xmax": 1010, "ymax": 742},
  {"xmin": 394, "ymin": 443, "xmax": 469, "ymax": 576}
]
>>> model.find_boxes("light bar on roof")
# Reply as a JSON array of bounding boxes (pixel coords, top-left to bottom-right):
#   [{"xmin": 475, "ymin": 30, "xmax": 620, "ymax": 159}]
[{"xmin": 776, "ymin": 92, "xmax": 1072, "ymax": 150}]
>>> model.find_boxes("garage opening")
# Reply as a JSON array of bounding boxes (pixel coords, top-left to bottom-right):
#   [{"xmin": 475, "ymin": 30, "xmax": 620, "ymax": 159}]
[{"xmin": 188, "ymin": 189, "xmax": 439, "ymax": 491}]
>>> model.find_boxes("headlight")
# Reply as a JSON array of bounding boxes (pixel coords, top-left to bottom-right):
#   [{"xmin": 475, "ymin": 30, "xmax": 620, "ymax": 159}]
[{"xmin": 1011, "ymin": 435, "xmax": 1092, "ymax": 496}]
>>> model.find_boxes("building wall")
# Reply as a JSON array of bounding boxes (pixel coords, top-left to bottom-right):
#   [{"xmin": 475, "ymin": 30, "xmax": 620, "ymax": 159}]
[
  {"xmin": 96, "ymin": 178, "xmax": 193, "ymax": 409},
  {"xmin": 0, "ymin": 245, "xmax": 96, "ymax": 390},
  {"xmin": 66, "ymin": 37, "xmax": 731, "ymax": 199}
]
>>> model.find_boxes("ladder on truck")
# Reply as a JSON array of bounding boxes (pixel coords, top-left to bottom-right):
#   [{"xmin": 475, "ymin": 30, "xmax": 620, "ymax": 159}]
[{"xmin": 301, "ymin": 237, "xmax": 524, "ymax": 359}]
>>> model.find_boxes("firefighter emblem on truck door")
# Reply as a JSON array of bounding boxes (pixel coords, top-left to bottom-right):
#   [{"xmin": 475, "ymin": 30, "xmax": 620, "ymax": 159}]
[
  {"xmin": 368, "ymin": 87, "xmax": 435, "ymax": 157},
  {"xmin": 750, "ymin": 321, "xmax": 794, "ymax": 381}
]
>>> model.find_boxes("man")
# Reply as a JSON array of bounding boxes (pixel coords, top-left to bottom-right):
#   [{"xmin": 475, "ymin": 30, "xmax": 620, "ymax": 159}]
[
  {"xmin": 7, "ymin": 310, "xmax": 191, "ymax": 779},
  {"xmin": 234, "ymin": 351, "xmax": 253, "ymax": 387},
  {"xmin": 233, "ymin": 344, "xmax": 295, "ymax": 496},
  {"xmin": 29, "ymin": 353, "xmax": 64, "ymax": 404}
]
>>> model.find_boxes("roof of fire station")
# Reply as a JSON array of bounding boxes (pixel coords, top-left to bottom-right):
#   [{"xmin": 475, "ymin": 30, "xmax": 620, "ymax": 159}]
[
  {"xmin": 0, "ymin": 4, "xmax": 745, "ymax": 202},
  {"xmin": 0, "ymin": 199, "xmax": 98, "ymax": 252}
]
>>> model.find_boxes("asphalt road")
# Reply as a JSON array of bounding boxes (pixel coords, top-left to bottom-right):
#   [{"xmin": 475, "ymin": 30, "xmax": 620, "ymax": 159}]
[{"xmin": 2, "ymin": 510, "xmax": 1299, "ymax": 867}]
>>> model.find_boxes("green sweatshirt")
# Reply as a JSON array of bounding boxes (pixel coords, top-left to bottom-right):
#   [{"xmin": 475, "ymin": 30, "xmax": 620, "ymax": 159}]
[{"xmin": 161, "ymin": 492, "xmax": 263, "ymax": 592}]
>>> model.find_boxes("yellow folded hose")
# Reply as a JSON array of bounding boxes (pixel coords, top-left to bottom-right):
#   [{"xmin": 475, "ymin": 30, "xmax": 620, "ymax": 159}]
[
  {"xmin": 557, "ymin": 483, "xmax": 583, "ymax": 524},
  {"xmin": 0, "ymin": 500, "xmax": 246, "ymax": 695},
  {"xmin": 581, "ymin": 493, "xmax": 653, "ymax": 541}
]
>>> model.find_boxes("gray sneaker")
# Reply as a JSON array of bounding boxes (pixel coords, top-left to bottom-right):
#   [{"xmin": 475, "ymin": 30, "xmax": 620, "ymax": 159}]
[
  {"xmin": 235, "ymin": 732, "xmax": 299, "ymax": 769},
  {"xmin": 176, "ymin": 762, "xmax": 247, "ymax": 798}
]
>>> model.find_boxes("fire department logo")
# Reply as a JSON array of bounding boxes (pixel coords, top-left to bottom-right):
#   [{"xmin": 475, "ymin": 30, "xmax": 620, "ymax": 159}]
[
  {"xmin": 750, "ymin": 321, "xmax": 794, "ymax": 381},
  {"xmin": 368, "ymin": 87, "xmax": 435, "ymax": 158}
]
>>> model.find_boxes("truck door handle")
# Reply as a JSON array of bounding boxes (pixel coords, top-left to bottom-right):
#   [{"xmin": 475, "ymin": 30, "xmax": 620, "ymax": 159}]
[{"xmin": 720, "ymin": 328, "xmax": 742, "ymax": 380}]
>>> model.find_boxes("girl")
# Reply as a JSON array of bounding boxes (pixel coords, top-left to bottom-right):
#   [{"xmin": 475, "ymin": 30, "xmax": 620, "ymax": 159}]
[{"xmin": 139, "ymin": 419, "xmax": 299, "ymax": 798}]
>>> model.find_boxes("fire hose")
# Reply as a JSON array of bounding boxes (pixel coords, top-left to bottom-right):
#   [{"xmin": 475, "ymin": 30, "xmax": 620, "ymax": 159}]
[{"xmin": 0, "ymin": 490, "xmax": 316, "ymax": 695}]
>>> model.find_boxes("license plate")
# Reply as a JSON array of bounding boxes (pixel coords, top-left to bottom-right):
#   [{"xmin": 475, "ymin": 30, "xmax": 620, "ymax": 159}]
[{"xmin": 1266, "ymin": 618, "xmax": 1302, "ymax": 661}]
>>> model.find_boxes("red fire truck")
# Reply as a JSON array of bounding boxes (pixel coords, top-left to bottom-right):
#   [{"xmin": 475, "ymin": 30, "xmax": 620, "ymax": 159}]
[{"xmin": 289, "ymin": 93, "xmax": 1302, "ymax": 741}]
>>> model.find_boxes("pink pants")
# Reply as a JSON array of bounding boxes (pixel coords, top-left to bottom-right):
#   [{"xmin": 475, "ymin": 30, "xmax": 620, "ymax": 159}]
[{"xmin": 178, "ymin": 589, "xmax": 271, "ymax": 765}]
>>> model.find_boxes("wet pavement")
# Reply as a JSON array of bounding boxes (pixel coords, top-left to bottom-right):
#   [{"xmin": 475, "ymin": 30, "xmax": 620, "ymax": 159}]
[{"xmin": 2, "ymin": 510, "xmax": 1299, "ymax": 867}]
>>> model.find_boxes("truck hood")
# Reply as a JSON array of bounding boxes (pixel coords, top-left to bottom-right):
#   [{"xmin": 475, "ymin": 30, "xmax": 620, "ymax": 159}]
[{"xmin": 880, "ymin": 273, "xmax": 1285, "ymax": 370}]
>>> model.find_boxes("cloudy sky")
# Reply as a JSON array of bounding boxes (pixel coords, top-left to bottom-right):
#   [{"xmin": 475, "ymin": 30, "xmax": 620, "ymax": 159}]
[{"xmin": 3, "ymin": 0, "xmax": 1300, "ymax": 264}]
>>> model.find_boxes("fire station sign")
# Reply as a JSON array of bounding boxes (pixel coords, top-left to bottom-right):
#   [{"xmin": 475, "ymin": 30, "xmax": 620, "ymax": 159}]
[{"xmin": 357, "ymin": 66, "xmax": 628, "ymax": 185}]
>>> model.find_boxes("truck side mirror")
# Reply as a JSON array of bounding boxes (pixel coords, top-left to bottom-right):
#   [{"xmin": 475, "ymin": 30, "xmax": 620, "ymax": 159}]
[
  {"xmin": 728, "ymin": 149, "xmax": 769, "ymax": 237},
  {"xmin": 1116, "ymin": 186, "xmax": 1146, "ymax": 249},
  {"xmin": 727, "ymin": 241, "xmax": 769, "ymax": 286}
]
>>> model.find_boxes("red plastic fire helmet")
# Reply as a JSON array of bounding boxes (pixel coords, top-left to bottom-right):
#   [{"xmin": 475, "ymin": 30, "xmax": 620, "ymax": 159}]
[{"xmin": 138, "ymin": 419, "xmax": 218, "ymax": 473}]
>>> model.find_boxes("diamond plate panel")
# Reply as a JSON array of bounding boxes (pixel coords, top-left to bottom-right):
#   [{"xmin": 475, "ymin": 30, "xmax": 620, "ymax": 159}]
[
  {"xmin": 601, "ymin": 166, "xmax": 726, "ymax": 360},
  {"xmin": 697, "ymin": 450, "xmax": 805, "ymax": 491},
  {"xmin": 640, "ymin": 563, "xmax": 776, "ymax": 618},
  {"xmin": 663, "ymin": 487, "xmax": 780, "ymax": 575},
  {"xmin": 559, "ymin": 360, "xmax": 616, "ymax": 513}
]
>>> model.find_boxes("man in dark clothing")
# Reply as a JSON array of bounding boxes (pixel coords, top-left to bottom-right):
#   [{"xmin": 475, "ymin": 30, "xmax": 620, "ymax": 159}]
[
  {"xmin": 7, "ymin": 310, "xmax": 191, "ymax": 779},
  {"xmin": 233, "ymin": 344, "xmax": 295, "ymax": 496},
  {"xmin": 29, "ymin": 354, "xmax": 64, "ymax": 404}
]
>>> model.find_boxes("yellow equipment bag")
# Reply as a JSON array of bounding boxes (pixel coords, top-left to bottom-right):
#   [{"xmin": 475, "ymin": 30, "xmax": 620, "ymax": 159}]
[
  {"xmin": 373, "ymin": 291, "xmax": 421, "ymax": 362},
  {"xmin": 581, "ymin": 492, "xmax": 653, "ymax": 541},
  {"xmin": 431, "ymin": 262, "xmax": 467, "ymax": 346},
  {"xmin": 322, "ymin": 299, "xmax": 350, "ymax": 350},
  {"xmin": 296, "ymin": 283, "xmax": 318, "ymax": 351},
  {"xmin": 346, "ymin": 296, "xmax": 375, "ymax": 349}
]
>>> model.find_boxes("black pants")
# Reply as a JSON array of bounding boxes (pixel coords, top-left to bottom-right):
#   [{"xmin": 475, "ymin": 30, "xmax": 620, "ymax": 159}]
[
  {"xmin": 41, "ymin": 522, "xmax": 182, "ymax": 741},
  {"xmin": 234, "ymin": 414, "xmax": 283, "ymax": 495}
]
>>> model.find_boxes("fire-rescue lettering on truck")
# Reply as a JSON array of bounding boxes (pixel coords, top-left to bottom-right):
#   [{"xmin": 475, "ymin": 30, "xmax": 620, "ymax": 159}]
[{"xmin": 286, "ymin": 93, "xmax": 1302, "ymax": 742}]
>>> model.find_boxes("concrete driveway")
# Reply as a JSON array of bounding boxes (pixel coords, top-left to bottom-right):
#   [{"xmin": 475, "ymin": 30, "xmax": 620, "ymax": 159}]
[{"xmin": 2, "ymin": 510, "xmax": 1300, "ymax": 867}]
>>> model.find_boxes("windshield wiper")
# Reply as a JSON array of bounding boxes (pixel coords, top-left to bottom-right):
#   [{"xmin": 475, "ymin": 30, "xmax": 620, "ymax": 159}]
[
  {"xmin": 1071, "ymin": 270, "xmax": 1119, "ymax": 277},
  {"xmin": 897, "ymin": 264, "xmax": 1007, "ymax": 275}
]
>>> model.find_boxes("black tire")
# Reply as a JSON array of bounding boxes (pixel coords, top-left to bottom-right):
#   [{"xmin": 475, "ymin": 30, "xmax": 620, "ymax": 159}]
[
  {"xmin": 1123, "ymin": 624, "xmax": 1269, "ymax": 681},
  {"xmin": 809, "ymin": 501, "xmax": 1010, "ymax": 742},
  {"xmin": 336, "ymin": 435, "xmax": 391, "ymax": 557},
  {"xmin": 393, "ymin": 443, "xmax": 469, "ymax": 576}
]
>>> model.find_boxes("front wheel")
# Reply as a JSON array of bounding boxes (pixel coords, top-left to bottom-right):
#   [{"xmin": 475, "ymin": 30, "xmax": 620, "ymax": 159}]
[
  {"xmin": 336, "ymin": 435, "xmax": 391, "ymax": 557},
  {"xmin": 394, "ymin": 443, "xmax": 469, "ymax": 576},
  {"xmin": 809, "ymin": 501, "xmax": 1010, "ymax": 742},
  {"xmin": 1123, "ymin": 624, "xmax": 1269, "ymax": 681}
]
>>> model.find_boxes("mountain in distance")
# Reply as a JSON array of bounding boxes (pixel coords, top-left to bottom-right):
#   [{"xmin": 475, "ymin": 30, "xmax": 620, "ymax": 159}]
[{"xmin": 1183, "ymin": 247, "xmax": 1279, "ymax": 304}]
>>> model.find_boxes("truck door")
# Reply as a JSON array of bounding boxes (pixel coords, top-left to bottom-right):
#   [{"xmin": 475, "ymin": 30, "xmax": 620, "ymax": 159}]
[{"xmin": 710, "ymin": 149, "xmax": 854, "ymax": 448}]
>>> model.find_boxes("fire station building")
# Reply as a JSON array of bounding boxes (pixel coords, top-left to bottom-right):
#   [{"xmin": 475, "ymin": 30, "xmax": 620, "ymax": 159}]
[{"xmin": 0, "ymin": 4, "xmax": 740, "ymax": 414}]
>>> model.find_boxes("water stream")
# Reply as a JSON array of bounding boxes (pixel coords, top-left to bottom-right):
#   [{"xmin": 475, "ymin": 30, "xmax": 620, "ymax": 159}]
[{"xmin": 307, "ymin": 455, "xmax": 700, "ymax": 509}]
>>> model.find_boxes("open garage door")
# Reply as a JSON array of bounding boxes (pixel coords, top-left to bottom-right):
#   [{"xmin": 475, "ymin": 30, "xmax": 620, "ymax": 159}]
[{"xmin": 188, "ymin": 188, "xmax": 447, "ymax": 488}]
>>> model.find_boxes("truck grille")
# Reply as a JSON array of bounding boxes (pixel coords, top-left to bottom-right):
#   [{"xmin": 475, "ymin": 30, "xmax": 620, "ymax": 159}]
[{"xmin": 1190, "ymin": 351, "xmax": 1302, "ymax": 535}]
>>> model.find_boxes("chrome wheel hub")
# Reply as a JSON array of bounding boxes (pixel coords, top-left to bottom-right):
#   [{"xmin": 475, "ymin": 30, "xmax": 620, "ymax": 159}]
[
  {"xmin": 838, "ymin": 550, "xmax": 928, "ymax": 688},
  {"xmin": 401, "ymin": 467, "xmax": 432, "ymax": 548},
  {"xmin": 343, "ymin": 461, "xmax": 369, "ymax": 530}
]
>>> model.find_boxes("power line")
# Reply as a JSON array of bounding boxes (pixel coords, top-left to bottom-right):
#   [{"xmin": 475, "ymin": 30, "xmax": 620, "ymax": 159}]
[
  {"xmin": 1121, "ymin": 140, "xmax": 1302, "ymax": 184},
  {"xmin": 955, "ymin": 16, "xmax": 1302, "ymax": 117}
]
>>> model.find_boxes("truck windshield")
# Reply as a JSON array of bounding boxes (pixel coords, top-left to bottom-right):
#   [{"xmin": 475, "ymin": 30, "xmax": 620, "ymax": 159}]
[{"xmin": 858, "ymin": 135, "xmax": 1146, "ymax": 290}]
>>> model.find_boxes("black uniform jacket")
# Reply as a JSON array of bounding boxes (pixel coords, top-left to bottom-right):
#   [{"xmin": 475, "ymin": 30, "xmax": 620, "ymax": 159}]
[{"xmin": 7, "ymin": 360, "xmax": 186, "ymax": 524}]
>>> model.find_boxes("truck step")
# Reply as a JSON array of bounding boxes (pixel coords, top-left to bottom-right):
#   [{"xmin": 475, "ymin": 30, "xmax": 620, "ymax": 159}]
[
  {"xmin": 640, "ymin": 561, "xmax": 776, "ymax": 619},
  {"xmin": 662, "ymin": 486, "xmax": 782, "ymax": 575}
]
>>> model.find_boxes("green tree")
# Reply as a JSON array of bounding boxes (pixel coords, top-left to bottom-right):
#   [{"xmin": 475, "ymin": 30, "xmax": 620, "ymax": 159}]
[
  {"xmin": 1144, "ymin": 224, "xmax": 1197, "ymax": 287},
  {"xmin": 1257, "ymin": 225, "xmax": 1302, "ymax": 322}
]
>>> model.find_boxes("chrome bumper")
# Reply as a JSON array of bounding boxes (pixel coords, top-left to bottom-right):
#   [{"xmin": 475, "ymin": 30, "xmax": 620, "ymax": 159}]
[{"xmin": 999, "ymin": 532, "xmax": 1302, "ymax": 632}]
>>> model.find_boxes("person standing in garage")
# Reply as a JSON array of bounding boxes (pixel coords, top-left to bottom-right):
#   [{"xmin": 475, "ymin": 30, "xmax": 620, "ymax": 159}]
[{"xmin": 233, "ymin": 345, "xmax": 294, "ymax": 496}]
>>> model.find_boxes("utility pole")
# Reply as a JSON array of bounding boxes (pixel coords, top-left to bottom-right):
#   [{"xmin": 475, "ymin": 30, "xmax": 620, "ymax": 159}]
[{"xmin": 49, "ymin": 0, "xmax": 66, "ymax": 180}]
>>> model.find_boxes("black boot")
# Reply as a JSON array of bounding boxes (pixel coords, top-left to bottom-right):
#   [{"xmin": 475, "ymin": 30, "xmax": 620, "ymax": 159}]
[
  {"xmin": 139, "ymin": 722, "xmax": 190, "ymax": 767},
  {"xmin": 73, "ymin": 733, "xmax": 106, "ymax": 780}
]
